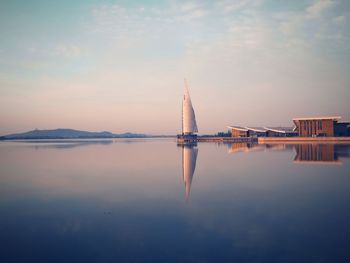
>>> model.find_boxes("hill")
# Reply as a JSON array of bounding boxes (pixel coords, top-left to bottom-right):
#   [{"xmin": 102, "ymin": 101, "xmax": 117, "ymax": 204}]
[{"xmin": 0, "ymin": 129, "xmax": 147, "ymax": 140}]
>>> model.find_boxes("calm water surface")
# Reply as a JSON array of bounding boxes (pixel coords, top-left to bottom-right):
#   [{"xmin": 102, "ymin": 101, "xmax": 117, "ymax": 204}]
[{"xmin": 0, "ymin": 139, "xmax": 350, "ymax": 262}]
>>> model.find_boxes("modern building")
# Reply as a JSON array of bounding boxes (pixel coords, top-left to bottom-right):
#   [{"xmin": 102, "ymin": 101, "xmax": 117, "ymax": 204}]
[
  {"xmin": 245, "ymin": 127, "xmax": 266, "ymax": 137},
  {"xmin": 334, "ymin": 122, "xmax": 350, "ymax": 137},
  {"xmin": 228, "ymin": 126, "xmax": 249, "ymax": 137},
  {"xmin": 264, "ymin": 127, "xmax": 297, "ymax": 137},
  {"xmin": 228, "ymin": 126, "xmax": 267, "ymax": 137},
  {"xmin": 293, "ymin": 116, "xmax": 342, "ymax": 137},
  {"xmin": 229, "ymin": 116, "xmax": 349, "ymax": 138},
  {"xmin": 228, "ymin": 126, "xmax": 296, "ymax": 137}
]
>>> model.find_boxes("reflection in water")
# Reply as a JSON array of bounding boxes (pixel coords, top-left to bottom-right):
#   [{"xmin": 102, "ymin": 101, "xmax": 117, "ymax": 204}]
[
  {"xmin": 1, "ymin": 140, "xmax": 350, "ymax": 262},
  {"xmin": 227, "ymin": 142, "xmax": 350, "ymax": 165},
  {"xmin": 294, "ymin": 144, "xmax": 350, "ymax": 164},
  {"xmin": 228, "ymin": 142, "xmax": 264, "ymax": 153},
  {"xmin": 294, "ymin": 144, "xmax": 338, "ymax": 164},
  {"xmin": 15, "ymin": 139, "xmax": 114, "ymax": 149},
  {"xmin": 182, "ymin": 144, "xmax": 198, "ymax": 201},
  {"xmin": 8, "ymin": 138, "xmax": 162, "ymax": 150}
]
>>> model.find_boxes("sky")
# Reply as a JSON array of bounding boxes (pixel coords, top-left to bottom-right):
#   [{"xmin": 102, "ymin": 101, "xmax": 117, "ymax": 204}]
[{"xmin": 0, "ymin": 0, "xmax": 350, "ymax": 135}]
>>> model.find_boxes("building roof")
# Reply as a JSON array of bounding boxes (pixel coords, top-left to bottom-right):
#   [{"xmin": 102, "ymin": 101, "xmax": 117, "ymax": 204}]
[
  {"xmin": 244, "ymin": 127, "xmax": 266, "ymax": 133},
  {"xmin": 227, "ymin": 126, "xmax": 248, "ymax": 132},
  {"xmin": 228, "ymin": 126, "xmax": 297, "ymax": 133},
  {"xmin": 292, "ymin": 116, "xmax": 341, "ymax": 121},
  {"xmin": 264, "ymin": 127, "xmax": 297, "ymax": 133}
]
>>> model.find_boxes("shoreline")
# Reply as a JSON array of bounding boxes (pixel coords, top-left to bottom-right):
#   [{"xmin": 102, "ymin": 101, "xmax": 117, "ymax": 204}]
[
  {"xmin": 197, "ymin": 137, "xmax": 258, "ymax": 143},
  {"xmin": 258, "ymin": 137, "xmax": 350, "ymax": 144},
  {"xmin": 179, "ymin": 136, "xmax": 350, "ymax": 144},
  {"xmin": 2, "ymin": 136, "xmax": 350, "ymax": 144}
]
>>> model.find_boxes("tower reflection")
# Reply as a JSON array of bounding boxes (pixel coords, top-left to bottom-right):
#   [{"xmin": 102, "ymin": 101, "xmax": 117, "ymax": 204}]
[{"xmin": 181, "ymin": 144, "xmax": 198, "ymax": 201}]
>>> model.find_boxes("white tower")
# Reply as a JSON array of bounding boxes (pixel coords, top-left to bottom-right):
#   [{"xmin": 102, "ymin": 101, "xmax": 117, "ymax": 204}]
[{"xmin": 182, "ymin": 79, "xmax": 198, "ymax": 135}]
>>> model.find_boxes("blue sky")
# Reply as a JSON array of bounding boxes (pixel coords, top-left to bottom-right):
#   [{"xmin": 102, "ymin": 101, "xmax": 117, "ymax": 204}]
[{"xmin": 0, "ymin": 0, "xmax": 349, "ymax": 134}]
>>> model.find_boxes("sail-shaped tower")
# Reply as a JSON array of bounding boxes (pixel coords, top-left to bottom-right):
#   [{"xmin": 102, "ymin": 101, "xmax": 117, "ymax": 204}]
[{"xmin": 178, "ymin": 79, "xmax": 198, "ymax": 143}]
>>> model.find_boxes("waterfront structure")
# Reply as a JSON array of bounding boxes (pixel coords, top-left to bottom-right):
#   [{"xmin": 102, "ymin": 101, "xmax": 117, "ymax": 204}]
[
  {"xmin": 264, "ymin": 127, "xmax": 297, "ymax": 137},
  {"xmin": 228, "ymin": 126, "xmax": 296, "ymax": 138},
  {"xmin": 334, "ymin": 122, "xmax": 350, "ymax": 136},
  {"xmin": 177, "ymin": 80, "xmax": 198, "ymax": 143},
  {"xmin": 227, "ymin": 126, "xmax": 248, "ymax": 137},
  {"xmin": 228, "ymin": 116, "xmax": 349, "ymax": 138},
  {"xmin": 228, "ymin": 126, "xmax": 265, "ymax": 138},
  {"xmin": 293, "ymin": 116, "xmax": 341, "ymax": 137},
  {"xmin": 245, "ymin": 127, "xmax": 266, "ymax": 137}
]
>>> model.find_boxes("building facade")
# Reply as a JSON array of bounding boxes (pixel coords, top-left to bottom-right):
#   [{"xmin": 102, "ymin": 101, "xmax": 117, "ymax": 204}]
[
  {"xmin": 228, "ymin": 116, "xmax": 348, "ymax": 138},
  {"xmin": 265, "ymin": 127, "xmax": 297, "ymax": 137},
  {"xmin": 228, "ymin": 126, "xmax": 296, "ymax": 137},
  {"xmin": 245, "ymin": 127, "xmax": 266, "ymax": 137},
  {"xmin": 228, "ymin": 126, "xmax": 249, "ymax": 137},
  {"xmin": 293, "ymin": 116, "xmax": 341, "ymax": 137}
]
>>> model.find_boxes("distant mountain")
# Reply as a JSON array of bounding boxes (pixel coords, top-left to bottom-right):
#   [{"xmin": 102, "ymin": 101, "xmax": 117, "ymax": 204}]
[{"xmin": 0, "ymin": 129, "xmax": 147, "ymax": 140}]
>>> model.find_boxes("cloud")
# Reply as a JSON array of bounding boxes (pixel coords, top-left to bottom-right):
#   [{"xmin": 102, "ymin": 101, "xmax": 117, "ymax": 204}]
[
  {"xmin": 180, "ymin": 2, "xmax": 198, "ymax": 12},
  {"xmin": 217, "ymin": 0, "xmax": 263, "ymax": 14},
  {"xmin": 278, "ymin": 0, "xmax": 349, "ymax": 51},
  {"xmin": 306, "ymin": 0, "xmax": 336, "ymax": 18},
  {"xmin": 1, "ymin": 0, "xmax": 350, "ymax": 133},
  {"xmin": 51, "ymin": 45, "xmax": 81, "ymax": 58},
  {"xmin": 333, "ymin": 15, "xmax": 346, "ymax": 25},
  {"xmin": 25, "ymin": 44, "xmax": 82, "ymax": 58},
  {"xmin": 176, "ymin": 8, "xmax": 207, "ymax": 22}
]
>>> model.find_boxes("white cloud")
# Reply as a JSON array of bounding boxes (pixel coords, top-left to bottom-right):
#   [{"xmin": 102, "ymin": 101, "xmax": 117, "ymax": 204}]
[
  {"xmin": 333, "ymin": 15, "xmax": 346, "ymax": 25},
  {"xmin": 170, "ymin": 1, "xmax": 208, "ymax": 22},
  {"xmin": 180, "ymin": 2, "xmax": 198, "ymax": 12},
  {"xmin": 306, "ymin": 0, "xmax": 336, "ymax": 18},
  {"xmin": 279, "ymin": 13, "xmax": 305, "ymax": 37},
  {"xmin": 24, "ymin": 44, "xmax": 82, "ymax": 59},
  {"xmin": 176, "ymin": 8, "xmax": 207, "ymax": 22},
  {"xmin": 278, "ymin": 0, "xmax": 348, "ymax": 50},
  {"xmin": 217, "ymin": 0, "xmax": 263, "ymax": 13},
  {"xmin": 3, "ymin": 0, "xmax": 350, "ymax": 133},
  {"xmin": 51, "ymin": 45, "xmax": 81, "ymax": 58}
]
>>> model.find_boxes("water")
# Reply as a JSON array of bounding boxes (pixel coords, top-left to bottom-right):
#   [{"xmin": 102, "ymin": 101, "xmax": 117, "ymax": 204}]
[{"xmin": 0, "ymin": 139, "xmax": 349, "ymax": 262}]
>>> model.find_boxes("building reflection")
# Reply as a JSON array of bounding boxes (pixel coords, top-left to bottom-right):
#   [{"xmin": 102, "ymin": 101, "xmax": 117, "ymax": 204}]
[
  {"xmin": 181, "ymin": 144, "xmax": 198, "ymax": 201},
  {"xmin": 178, "ymin": 143, "xmax": 349, "ymax": 201},
  {"xmin": 227, "ymin": 142, "xmax": 350, "ymax": 165},
  {"xmin": 294, "ymin": 144, "xmax": 342, "ymax": 164},
  {"xmin": 228, "ymin": 142, "xmax": 263, "ymax": 153}
]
